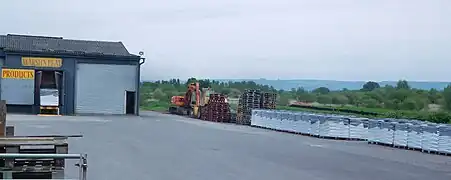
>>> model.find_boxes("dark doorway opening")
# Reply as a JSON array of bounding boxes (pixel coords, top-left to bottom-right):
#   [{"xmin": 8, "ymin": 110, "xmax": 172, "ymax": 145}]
[
  {"xmin": 126, "ymin": 91, "xmax": 136, "ymax": 115},
  {"xmin": 34, "ymin": 70, "xmax": 63, "ymax": 115}
]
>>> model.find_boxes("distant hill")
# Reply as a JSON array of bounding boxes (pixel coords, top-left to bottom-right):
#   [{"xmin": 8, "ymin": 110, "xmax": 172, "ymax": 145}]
[{"xmin": 214, "ymin": 79, "xmax": 451, "ymax": 91}]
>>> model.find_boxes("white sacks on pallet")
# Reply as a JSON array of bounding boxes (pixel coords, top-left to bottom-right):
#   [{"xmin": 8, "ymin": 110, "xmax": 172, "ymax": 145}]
[
  {"xmin": 407, "ymin": 124, "xmax": 423, "ymax": 149},
  {"xmin": 251, "ymin": 110, "xmax": 264, "ymax": 127},
  {"xmin": 309, "ymin": 115, "xmax": 320, "ymax": 136},
  {"xmin": 380, "ymin": 120, "xmax": 395, "ymax": 145},
  {"xmin": 393, "ymin": 122, "xmax": 409, "ymax": 147},
  {"xmin": 285, "ymin": 112, "xmax": 297, "ymax": 133},
  {"xmin": 421, "ymin": 124, "xmax": 440, "ymax": 152},
  {"xmin": 367, "ymin": 120, "xmax": 383, "ymax": 143},
  {"xmin": 250, "ymin": 109, "xmax": 448, "ymax": 155},
  {"xmin": 295, "ymin": 114, "xmax": 309, "ymax": 134},
  {"xmin": 438, "ymin": 126, "xmax": 451, "ymax": 154},
  {"xmin": 319, "ymin": 116, "xmax": 350, "ymax": 139},
  {"xmin": 349, "ymin": 118, "xmax": 369, "ymax": 140},
  {"xmin": 318, "ymin": 115, "xmax": 330, "ymax": 137},
  {"xmin": 251, "ymin": 110, "xmax": 261, "ymax": 127}
]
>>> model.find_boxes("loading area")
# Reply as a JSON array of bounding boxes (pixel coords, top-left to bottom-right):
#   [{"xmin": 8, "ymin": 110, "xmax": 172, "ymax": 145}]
[{"xmin": 0, "ymin": 34, "xmax": 143, "ymax": 115}]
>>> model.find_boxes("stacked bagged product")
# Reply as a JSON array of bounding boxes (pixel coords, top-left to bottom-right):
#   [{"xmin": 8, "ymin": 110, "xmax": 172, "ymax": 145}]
[
  {"xmin": 349, "ymin": 118, "xmax": 369, "ymax": 140},
  {"xmin": 250, "ymin": 109, "xmax": 451, "ymax": 155},
  {"xmin": 438, "ymin": 126, "xmax": 451, "ymax": 154},
  {"xmin": 200, "ymin": 94, "xmax": 231, "ymax": 123},
  {"xmin": 393, "ymin": 121, "xmax": 409, "ymax": 147},
  {"xmin": 236, "ymin": 89, "xmax": 262, "ymax": 125},
  {"xmin": 380, "ymin": 119, "xmax": 396, "ymax": 145},
  {"xmin": 421, "ymin": 123, "xmax": 440, "ymax": 152},
  {"xmin": 407, "ymin": 123, "xmax": 423, "ymax": 149}
]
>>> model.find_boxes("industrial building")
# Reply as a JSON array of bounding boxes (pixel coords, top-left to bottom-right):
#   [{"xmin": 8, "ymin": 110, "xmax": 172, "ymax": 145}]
[{"xmin": 0, "ymin": 34, "xmax": 143, "ymax": 115}]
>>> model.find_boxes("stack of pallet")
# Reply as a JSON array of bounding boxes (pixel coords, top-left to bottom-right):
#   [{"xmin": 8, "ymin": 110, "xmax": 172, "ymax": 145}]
[
  {"xmin": 236, "ymin": 89, "xmax": 262, "ymax": 125},
  {"xmin": 261, "ymin": 92, "xmax": 277, "ymax": 109},
  {"xmin": 201, "ymin": 94, "xmax": 231, "ymax": 122},
  {"xmin": 0, "ymin": 100, "xmax": 87, "ymax": 179}
]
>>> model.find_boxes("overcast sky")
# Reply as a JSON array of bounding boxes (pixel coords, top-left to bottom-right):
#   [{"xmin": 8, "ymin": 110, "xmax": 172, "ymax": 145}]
[{"xmin": 1, "ymin": 0, "xmax": 450, "ymax": 81}]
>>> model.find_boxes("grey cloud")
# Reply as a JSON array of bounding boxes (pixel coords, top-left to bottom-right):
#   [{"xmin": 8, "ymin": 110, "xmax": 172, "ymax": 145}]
[{"xmin": 1, "ymin": 0, "xmax": 451, "ymax": 81}]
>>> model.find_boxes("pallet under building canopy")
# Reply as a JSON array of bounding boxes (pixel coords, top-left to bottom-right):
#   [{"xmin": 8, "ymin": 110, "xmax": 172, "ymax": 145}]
[
  {"xmin": 0, "ymin": 100, "xmax": 88, "ymax": 179},
  {"xmin": 0, "ymin": 136, "xmax": 87, "ymax": 179}
]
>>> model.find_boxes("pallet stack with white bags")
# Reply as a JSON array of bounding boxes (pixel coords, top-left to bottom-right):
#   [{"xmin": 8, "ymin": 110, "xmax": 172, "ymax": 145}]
[{"xmin": 251, "ymin": 109, "xmax": 451, "ymax": 156}]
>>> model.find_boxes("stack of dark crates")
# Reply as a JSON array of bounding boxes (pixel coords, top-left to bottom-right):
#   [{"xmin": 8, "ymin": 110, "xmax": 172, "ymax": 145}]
[
  {"xmin": 201, "ymin": 94, "xmax": 231, "ymax": 123},
  {"xmin": 236, "ymin": 90, "xmax": 277, "ymax": 125},
  {"xmin": 261, "ymin": 92, "xmax": 277, "ymax": 109},
  {"xmin": 236, "ymin": 89, "xmax": 262, "ymax": 125}
]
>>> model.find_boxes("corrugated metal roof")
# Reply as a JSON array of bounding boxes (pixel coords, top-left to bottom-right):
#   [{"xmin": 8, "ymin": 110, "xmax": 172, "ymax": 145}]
[{"xmin": 0, "ymin": 34, "xmax": 138, "ymax": 58}]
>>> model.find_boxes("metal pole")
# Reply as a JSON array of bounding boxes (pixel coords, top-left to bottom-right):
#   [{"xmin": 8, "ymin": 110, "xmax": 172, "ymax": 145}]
[
  {"xmin": 78, "ymin": 155, "xmax": 84, "ymax": 179},
  {"xmin": 82, "ymin": 154, "xmax": 88, "ymax": 180},
  {"xmin": 10, "ymin": 134, "xmax": 83, "ymax": 138}
]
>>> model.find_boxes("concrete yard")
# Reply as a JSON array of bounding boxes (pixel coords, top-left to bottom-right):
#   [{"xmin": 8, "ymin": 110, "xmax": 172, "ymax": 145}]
[{"xmin": 7, "ymin": 111, "xmax": 451, "ymax": 180}]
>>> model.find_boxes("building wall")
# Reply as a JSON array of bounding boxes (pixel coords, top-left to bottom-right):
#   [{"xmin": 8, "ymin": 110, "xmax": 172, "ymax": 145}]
[
  {"xmin": 1, "ymin": 53, "xmax": 140, "ymax": 115},
  {"xmin": 3, "ymin": 54, "xmax": 76, "ymax": 114}
]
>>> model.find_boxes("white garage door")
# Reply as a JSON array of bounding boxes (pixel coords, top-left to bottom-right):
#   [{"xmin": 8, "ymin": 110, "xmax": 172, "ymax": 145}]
[{"xmin": 75, "ymin": 63, "xmax": 137, "ymax": 114}]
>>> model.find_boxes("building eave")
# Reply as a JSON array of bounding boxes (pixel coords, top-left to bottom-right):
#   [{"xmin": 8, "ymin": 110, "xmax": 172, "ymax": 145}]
[{"xmin": 4, "ymin": 49, "xmax": 141, "ymax": 61}]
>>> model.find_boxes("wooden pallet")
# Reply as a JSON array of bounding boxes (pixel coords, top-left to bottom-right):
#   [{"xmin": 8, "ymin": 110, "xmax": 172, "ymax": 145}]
[
  {"xmin": 0, "ymin": 136, "xmax": 69, "ymax": 179},
  {"xmin": 39, "ymin": 106, "xmax": 60, "ymax": 116}
]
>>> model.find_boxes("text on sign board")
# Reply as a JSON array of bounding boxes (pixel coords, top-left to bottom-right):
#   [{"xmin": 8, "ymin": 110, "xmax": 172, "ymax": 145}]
[
  {"xmin": 2, "ymin": 69, "xmax": 35, "ymax": 79},
  {"xmin": 22, "ymin": 57, "xmax": 62, "ymax": 68}
]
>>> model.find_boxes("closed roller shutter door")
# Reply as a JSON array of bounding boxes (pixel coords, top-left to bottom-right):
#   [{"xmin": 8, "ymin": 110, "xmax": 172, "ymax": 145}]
[{"xmin": 75, "ymin": 64, "xmax": 137, "ymax": 114}]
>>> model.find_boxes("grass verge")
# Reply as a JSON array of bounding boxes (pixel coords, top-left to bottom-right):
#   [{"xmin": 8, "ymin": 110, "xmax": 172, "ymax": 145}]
[
  {"xmin": 278, "ymin": 105, "xmax": 451, "ymax": 124},
  {"xmin": 140, "ymin": 101, "xmax": 170, "ymax": 112}
]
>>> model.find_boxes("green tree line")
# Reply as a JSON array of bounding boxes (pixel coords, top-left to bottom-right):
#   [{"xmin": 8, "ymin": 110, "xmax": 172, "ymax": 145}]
[{"xmin": 140, "ymin": 78, "xmax": 451, "ymax": 123}]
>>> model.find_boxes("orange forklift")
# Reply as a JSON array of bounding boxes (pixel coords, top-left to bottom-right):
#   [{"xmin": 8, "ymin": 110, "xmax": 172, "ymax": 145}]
[{"xmin": 168, "ymin": 82, "xmax": 212, "ymax": 118}]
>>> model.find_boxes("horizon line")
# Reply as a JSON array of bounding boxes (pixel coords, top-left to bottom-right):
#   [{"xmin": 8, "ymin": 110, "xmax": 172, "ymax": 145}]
[{"xmin": 140, "ymin": 78, "xmax": 451, "ymax": 83}]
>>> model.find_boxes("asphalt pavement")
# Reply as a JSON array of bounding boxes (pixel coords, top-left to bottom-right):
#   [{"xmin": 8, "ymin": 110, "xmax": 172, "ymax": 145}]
[{"xmin": 7, "ymin": 111, "xmax": 451, "ymax": 180}]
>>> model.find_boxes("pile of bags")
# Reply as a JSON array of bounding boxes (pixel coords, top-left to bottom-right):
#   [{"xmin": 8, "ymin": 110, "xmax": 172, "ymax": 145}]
[{"xmin": 251, "ymin": 109, "xmax": 451, "ymax": 154}]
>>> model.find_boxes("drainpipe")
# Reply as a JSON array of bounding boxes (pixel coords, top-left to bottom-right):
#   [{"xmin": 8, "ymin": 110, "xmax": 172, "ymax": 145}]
[{"xmin": 137, "ymin": 52, "xmax": 145, "ymax": 116}]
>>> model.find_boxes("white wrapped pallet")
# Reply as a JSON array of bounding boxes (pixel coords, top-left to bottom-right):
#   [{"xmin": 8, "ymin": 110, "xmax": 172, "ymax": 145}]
[
  {"xmin": 293, "ymin": 113, "xmax": 302, "ymax": 134},
  {"xmin": 277, "ymin": 111, "xmax": 287, "ymax": 130},
  {"xmin": 250, "ymin": 110, "xmax": 261, "ymax": 127},
  {"xmin": 421, "ymin": 124, "xmax": 439, "ymax": 152},
  {"xmin": 285, "ymin": 112, "xmax": 297, "ymax": 132},
  {"xmin": 393, "ymin": 122, "xmax": 409, "ymax": 147},
  {"xmin": 262, "ymin": 110, "xmax": 272, "ymax": 128},
  {"xmin": 367, "ymin": 120, "xmax": 381, "ymax": 143},
  {"xmin": 261, "ymin": 110, "xmax": 274, "ymax": 128},
  {"xmin": 282, "ymin": 111, "xmax": 292, "ymax": 131},
  {"xmin": 277, "ymin": 111, "xmax": 287, "ymax": 131},
  {"xmin": 380, "ymin": 120, "xmax": 395, "ymax": 145},
  {"xmin": 330, "ymin": 117, "xmax": 349, "ymax": 139},
  {"xmin": 407, "ymin": 124, "xmax": 422, "ymax": 149},
  {"xmin": 257, "ymin": 110, "xmax": 266, "ymax": 128},
  {"xmin": 349, "ymin": 118, "xmax": 368, "ymax": 140},
  {"xmin": 318, "ymin": 115, "xmax": 331, "ymax": 137},
  {"xmin": 298, "ymin": 113, "xmax": 311, "ymax": 134},
  {"xmin": 287, "ymin": 112, "xmax": 297, "ymax": 132},
  {"xmin": 438, "ymin": 126, "xmax": 451, "ymax": 154},
  {"xmin": 374, "ymin": 120, "xmax": 386, "ymax": 143},
  {"xmin": 265, "ymin": 110, "xmax": 276, "ymax": 129},
  {"xmin": 271, "ymin": 111, "xmax": 280, "ymax": 130},
  {"xmin": 275, "ymin": 111, "xmax": 282, "ymax": 130},
  {"xmin": 309, "ymin": 115, "xmax": 320, "ymax": 136},
  {"xmin": 268, "ymin": 111, "xmax": 276, "ymax": 129}
]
